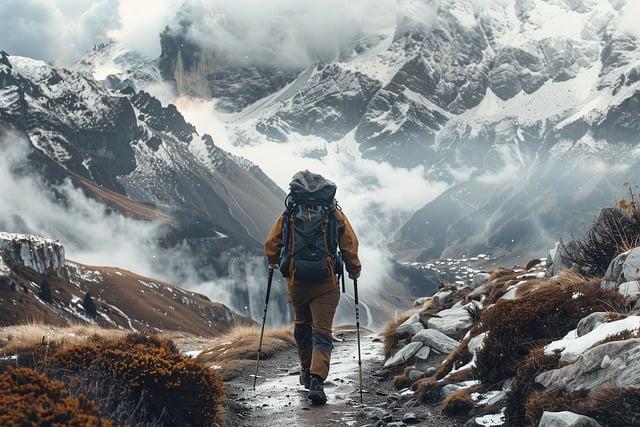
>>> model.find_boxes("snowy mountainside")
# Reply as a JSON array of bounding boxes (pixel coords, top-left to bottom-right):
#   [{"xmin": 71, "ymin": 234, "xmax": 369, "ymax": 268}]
[
  {"xmin": 151, "ymin": 0, "xmax": 640, "ymax": 261},
  {"xmin": 0, "ymin": 50, "xmax": 284, "ymax": 248}
]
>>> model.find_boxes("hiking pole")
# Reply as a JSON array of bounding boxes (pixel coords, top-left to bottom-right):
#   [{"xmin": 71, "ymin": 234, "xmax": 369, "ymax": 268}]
[
  {"xmin": 353, "ymin": 278, "xmax": 364, "ymax": 403},
  {"xmin": 253, "ymin": 267, "xmax": 274, "ymax": 390}
]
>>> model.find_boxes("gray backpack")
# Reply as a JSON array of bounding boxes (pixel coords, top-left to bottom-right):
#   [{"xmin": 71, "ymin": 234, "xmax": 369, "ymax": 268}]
[{"xmin": 279, "ymin": 171, "xmax": 343, "ymax": 282}]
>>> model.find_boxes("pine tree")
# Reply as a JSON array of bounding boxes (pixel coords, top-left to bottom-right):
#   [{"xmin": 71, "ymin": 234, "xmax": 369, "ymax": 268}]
[{"xmin": 83, "ymin": 293, "xmax": 97, "ymax": 318}]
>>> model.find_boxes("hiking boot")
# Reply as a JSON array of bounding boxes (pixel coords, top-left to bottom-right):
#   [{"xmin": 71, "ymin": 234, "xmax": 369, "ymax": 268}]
[
  {"xmin": 299, "ymin": 368, "xmax": 311, "ymax": 389},
  {"xmin": 308, "ymin": 376, "xmax": 327, "ymax": 405}
]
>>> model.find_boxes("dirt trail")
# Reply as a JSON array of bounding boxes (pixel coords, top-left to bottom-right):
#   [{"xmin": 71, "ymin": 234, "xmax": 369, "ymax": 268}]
[{"xmin": 222, "ymin": 329, "xmax": 456, "ymax": 427}]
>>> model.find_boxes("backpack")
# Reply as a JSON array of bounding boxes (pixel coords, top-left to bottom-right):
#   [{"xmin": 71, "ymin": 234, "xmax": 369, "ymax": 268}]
[{"xmin": 279, "ymin": 171, "xmax": 343, "ymax": 282}]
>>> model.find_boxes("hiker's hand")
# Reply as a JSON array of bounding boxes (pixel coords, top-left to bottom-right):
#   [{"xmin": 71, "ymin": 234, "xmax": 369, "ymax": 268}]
[
  {"xmin": 269, "ymin": 264, "xmax": 280, "ymax": 271},
  {"xmin": 349, "ymin": 271, "xmax": 360, "ymax": 280}
]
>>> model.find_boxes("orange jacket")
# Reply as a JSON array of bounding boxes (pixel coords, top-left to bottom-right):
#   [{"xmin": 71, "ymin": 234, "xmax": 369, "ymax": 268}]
[{"xmin": 264, "ymin": 208, "xmax": 361, "ymax": 284}]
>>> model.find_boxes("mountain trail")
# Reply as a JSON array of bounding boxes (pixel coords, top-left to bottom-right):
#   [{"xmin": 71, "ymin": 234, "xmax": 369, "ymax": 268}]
[{"xmin": 222, "ymin": 329, "xmax": 456, "ymax": 427}]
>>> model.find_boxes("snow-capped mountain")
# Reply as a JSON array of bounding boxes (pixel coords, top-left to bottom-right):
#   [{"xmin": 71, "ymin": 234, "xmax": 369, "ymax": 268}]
[
  {"xmin": 153, "ymin": 0, "xmax": 640, "ymax": 261},
  {"xmin": 0, "ymin": 51, "xmax": 284, "ymax": 249}
]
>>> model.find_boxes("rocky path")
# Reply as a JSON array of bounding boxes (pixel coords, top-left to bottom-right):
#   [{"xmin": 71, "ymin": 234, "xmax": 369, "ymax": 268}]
[{"xmin": 223, "ymin": 328, "xmax": 457, "ymax": 427}]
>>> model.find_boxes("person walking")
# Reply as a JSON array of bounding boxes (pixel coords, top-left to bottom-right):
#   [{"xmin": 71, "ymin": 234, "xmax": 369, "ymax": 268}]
[{"xmin": 264, "ymin": 170, "xmax": 361, "ymax": 405}]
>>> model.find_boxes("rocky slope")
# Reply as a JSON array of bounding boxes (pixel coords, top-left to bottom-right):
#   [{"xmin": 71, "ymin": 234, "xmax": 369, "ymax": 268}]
[
  {"xmin": 0, "ymin": 50, "xmax": 284, "ymax": 250},
  {"xmin": 0, "ymin": 232, "xmax": 251, "ymax": 336},
  {"xmin": 152, "ymin": 0, "xmax": 640, "ymax": 261},
  {"xmin": 380, "ymin": 205, "xmax": 640, "ymax": 426}
]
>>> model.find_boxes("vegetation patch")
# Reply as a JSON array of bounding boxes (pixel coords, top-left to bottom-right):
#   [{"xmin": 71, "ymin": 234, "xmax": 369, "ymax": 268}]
[
  {"xmin": 0, "ymin": 367, "xmax": 109, "ymax": 426},
  {"xmin": 442, "ymin": 386, "xmax": 478, "ymax": 416},
  {"xmin": 525, "ymin": 386, "xmax": 640, "ymax": 427},
  {"xmin": 382, "ymin": 313, "xmax": 412, "ymax": 359},
  {"xmin": 475, "ymin": 276, "xmax": 623, "ymax": 385}
]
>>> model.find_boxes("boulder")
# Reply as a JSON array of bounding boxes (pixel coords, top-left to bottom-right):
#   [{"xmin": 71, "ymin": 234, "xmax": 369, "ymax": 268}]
[
  {"xmin": 623, "ymin": 248, "xmax": 640, "ymax": 282},
  {"xmin": 545, "ymin": 316, "xmax": 640, "ymax": 363},
  {"xmin": 413, "ymin": 296, "xmax": 430, "ymax": 306},
  {"xmin": 619, "ymin": 281, "xmax": 640, "ymax": 301},
  {"xmin": 471, "ymin": 272, "xmax": 491, "ymax": 289},
  {"xmin": 395, "ymin": 313, "xmax": 424, "ymax": 337},
  {"xmin": 546, "ymin": 240, "xmax": 576, "ymax": 277},
  {"xmin": 576, "ymin": 312, "xmax": 609, "ymax": 337},
  {"xmin": 468, "ymin": 332, "xmax": 487, "ymax": 355},
  {"xmin": 467, "ymin": 284, "xmax": 488, "ymax": 300},
  {"xmin": 426, "ymin": 304, "xmax": 474, "ymax": 337},
  {"xmin": 384, "ymin": 342, "xmax": 423, "ymax": 368},
  {"xmin": 414, "ymin": 346, "xmax": 431, "ymax": 362},
  {"xmin": 411, "ymin": 329, "xmax": 460, "ymax": 354},
  {"xmin": 0, "ymin": 233, "xmax": 65, "ymax": 274},
  {"xmin": 432, "ymin": 290, "xmax": 453, "ymax": 307},
  {"xmin": 402, "ymin": 413, "xmax": 420, "ymax": 424},
  {"xmin": 602, "ymin": 251, "xmax": 628, "ymax": 285},
  {"xmin": 539, "ymin": 411, "xmax": 602, "ymax": 427},
  {"xmin": 537, "ymin": 338, "xmax": 640, "ymax": 392}
]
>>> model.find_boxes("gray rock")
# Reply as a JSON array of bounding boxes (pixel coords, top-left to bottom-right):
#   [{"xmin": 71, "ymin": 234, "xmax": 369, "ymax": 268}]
[
  {"xmin": 386, "ymin": 422, "xmax": 406, "ymax": 427},
  {"xmin": 424, "ymin": 366, "xmax": 437, "ymax": 376},
  {"xmin": 603, "ymin": 251, "xmax": 628, "ymax": 284},
  {"xmin": 432, "ymin": 290, "xmax": 453, "ymax": 307},
  {"xmin": 402, "ymin": 412, "xmax": 420, "ymax": 424},
  {"xmin": 539, "ymin": 411, "xmax": 602, "ymax": 427},
  {"xmin": 408, "ymin": 369, "xmax": 425, "ymax": 382},
  {"xmin": 471, "ymin": 272, "xmax": 491, "ymax": 289},
  {"xmin": 468, "ymin": 332, "xmax": 487, "ymax": 355},
  {"xmin": 426, "ymin": 304, "xmax": 473, "ymax": 337},
  {"xmin": 411, "ymin": 329, "xmax": 460, "ymax": 353},
  {"xmin": 467, "ymin": 283, "xmax": 488, "ymax": 300},
  {"xmin": 395, "ymin": 314, "xmax": 425, "ymax": 337},
  {"xmin": 619, "ymin": 281, "xmax": 640, "ymax": 301},
  {"xmin": 623, "ymin": 248, "xmax": 640, "ymax": 282},
  {"xmin": 442, "ymin": 383, "xmax": 463, "ymax": 397},
  {"xmin": 384, "ymin": 342, "xmax": 424, "ymax": 368},
  {"xmin": 576, "ymin": 312, "xmax": 609, "ymax": 337},
  {"xmin": 362, "ymin": 406, "xmax": 392, "ymax": 421},
  {"xmin": 546, "ymin": 240, "xmax": 577, "ymax": 277},
  {"xmin": 537, "ymin": 338, "xmax": 640, "ymax": 392},
  {"xmin": 414, "ymin": 346, "xmax": 431, "ymax": 361}
]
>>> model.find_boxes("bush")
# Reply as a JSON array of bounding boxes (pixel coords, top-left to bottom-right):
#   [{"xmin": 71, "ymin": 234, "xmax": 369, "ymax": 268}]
[
  {"xmin": 525, "ymin": 386, "xmax": 640, "ymax": 427},
  {"xmin": 48, "ymin": 334, "xmax": 224, "ymax": 426},
  {"xmin": 475, "ymin": 278, "xmax": 623, "ymax": 385},
  {"xmin": 504, "ymin": 347, "xmax": 560, "ymax": 425},
  {"xmin": 563, "ymin": 207, "xmax": 640, "ymax": 277},
  {"xmin": 442, "ymin": 386, "xmax": 476, "ymax": 416},
  {"xmin": 0, "ymin": 367, "xmax": 109, "ymax": 426}
]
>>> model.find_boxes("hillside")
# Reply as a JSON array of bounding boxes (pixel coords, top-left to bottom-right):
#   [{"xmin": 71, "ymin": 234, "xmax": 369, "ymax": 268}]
[
  {"xmin": 378, "ymin": 203, "xmax": 640, "ymax": 426},
  {"xmin": 0, "ymin": 232, "xmax": 252, "ymax": 336}
]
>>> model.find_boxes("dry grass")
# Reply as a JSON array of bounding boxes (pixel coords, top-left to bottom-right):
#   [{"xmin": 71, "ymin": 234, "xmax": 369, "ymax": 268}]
[
  {"xmin": 393, "ymin": 365, "xmax": 418, "ymax": 390},
  {"xmin": 525, "ymin": 386, "xmax": 640, "ymax": 427},
  {"xmin": 474, "ymin": 277, "xmax": 624, "ymax": 385},
  {"xmin": 0, "ymin": 322, "xmax": 127, "ymax": 354},
  {"xmin": 197, "ymin": 325, "xmax": 295, "ymax": 365},
  {"xmin": 442, "ymin": 386, "xmax": 477, "ymax": 416},
  {"xmin": 504, "ymin": 347, "xmax": 561, "ymax": 425},
  {"xmin": 381, "ymin": 313, "xmax": 412, "ymax": 359}
]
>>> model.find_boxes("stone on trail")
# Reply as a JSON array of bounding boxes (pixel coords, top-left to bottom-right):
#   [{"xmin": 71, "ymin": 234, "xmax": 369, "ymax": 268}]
[
  {"xmin": 411, "ymin": 329, "xmax": 460, "ymax": 354},
  {"xmin": 384, "ymin": 342, "xmax": 423, "ymax": 368},
  {"xmin": 407, "ymin": 369, "xmax": 424, "ymax": 382},
  {"xmin": 395, "ymin": 313, "xmax": 424, "ymax": 337},
  {"xmin": 414, "ymin": 346, "xmax": 431, "ymax": 361},
  {"xmin": 402, "ymin": 412, "xmax": 420, "ymax": 424},
  {"xmin": 539, "ymin": 411, "xmax": 602, "ymax": 427},
  {"xmin": 426, "ymin": 304, "xmax": 474, "ymax": 337}
]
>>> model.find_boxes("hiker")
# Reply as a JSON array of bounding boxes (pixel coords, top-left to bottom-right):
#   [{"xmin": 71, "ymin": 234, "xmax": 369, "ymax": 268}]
[{"xmin": 264, "ymin": 170, "xmax": 361, "ymax": 405}]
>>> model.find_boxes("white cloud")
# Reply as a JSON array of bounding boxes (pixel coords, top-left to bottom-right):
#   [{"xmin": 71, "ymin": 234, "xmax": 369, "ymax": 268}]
[
  {"xmin": 620, "ymin": 0, "xmax": 640, "ymax": 39},
  {"xmin": 0, "ymin": 0, "xmax": 118, "ymax": 64}
]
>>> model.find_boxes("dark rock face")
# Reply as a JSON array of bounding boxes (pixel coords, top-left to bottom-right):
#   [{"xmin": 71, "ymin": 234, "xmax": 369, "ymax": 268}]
[
  {"xmin": 130, "ymin": 90, "xmax": 196, "ymax": 143},
  {"xmin": 490, "ymin": 47, "xmax": 548, "ymax": 100}
]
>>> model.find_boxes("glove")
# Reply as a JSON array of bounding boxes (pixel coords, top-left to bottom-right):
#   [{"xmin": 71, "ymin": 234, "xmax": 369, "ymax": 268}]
[
  {"xmin": 349, "ymin": 271, "xmax": 360, "ymax": 280},
  {"xmin": 269, "ymin": 264, "xmax": 280, "ymax": 271}
]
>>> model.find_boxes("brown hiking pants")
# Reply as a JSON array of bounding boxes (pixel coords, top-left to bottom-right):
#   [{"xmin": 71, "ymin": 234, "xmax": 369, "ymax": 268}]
[{"xmin": 287, "ymin": 277, "xmax": 340, "ymax": 381}]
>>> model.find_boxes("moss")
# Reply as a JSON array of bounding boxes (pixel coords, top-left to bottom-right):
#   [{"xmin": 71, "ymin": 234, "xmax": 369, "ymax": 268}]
[{"xmin": 0, "ymin": 367, "xmax": 109, "ymax": 426}]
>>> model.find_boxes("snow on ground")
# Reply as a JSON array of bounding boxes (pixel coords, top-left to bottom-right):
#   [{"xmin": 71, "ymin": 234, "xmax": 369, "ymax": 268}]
[{"xmin": 546, "ymin": 316, "xmax": 640, "ymax": 362}]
